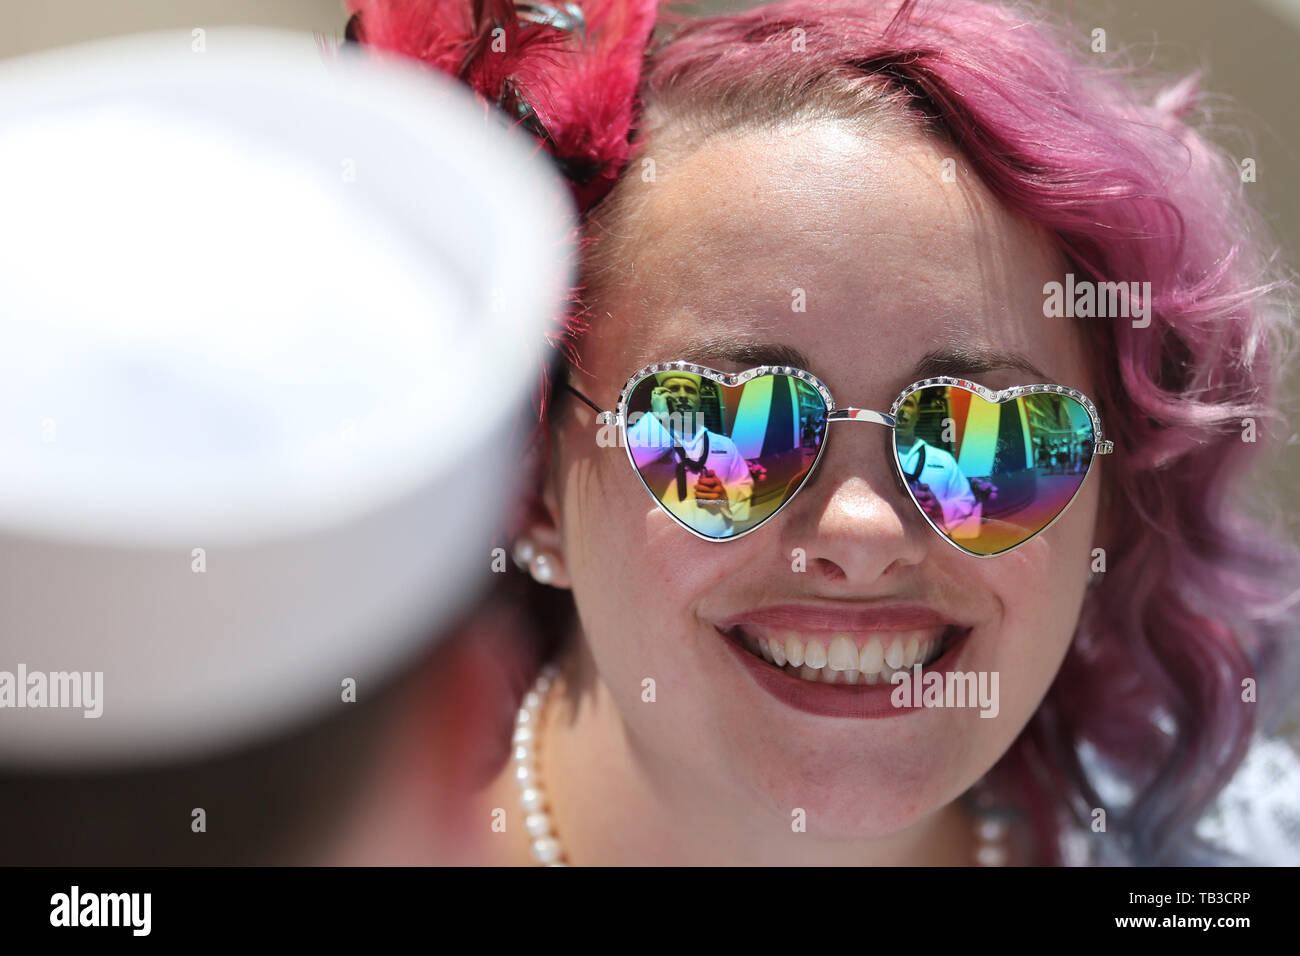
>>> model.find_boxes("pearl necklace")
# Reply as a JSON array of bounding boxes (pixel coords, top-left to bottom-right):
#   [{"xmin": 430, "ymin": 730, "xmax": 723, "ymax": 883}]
[
  {"xmin": 511, "ymin": 664, "xmax": 567, "ymax": 866},
  {"xmin": 512, "ymin": 664, "xmax": 1011, "ymax": 866}
]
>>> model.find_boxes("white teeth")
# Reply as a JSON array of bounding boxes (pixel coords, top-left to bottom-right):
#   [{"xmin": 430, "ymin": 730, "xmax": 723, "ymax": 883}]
[
  {"xmin": 827, "ymin": 635, "xmax": 857, "ymax": 671},
  {"xmin": 784, "ymin": 634, "xmax": 804, "ymax": 667},
  {"xmin": 770, "ymin": 639, "xmax": 788, "ymax": 667},
  {"xmin": 885, "ymin": 638, "xmax": 905, "ymax": 670},
  {"xmin": 859, "ymin": 638, "xmax": 884, "ymax": 675},
  {"xmin": 803, "ymin": 640, "xmax": 828, "ymax": 670},
  {"xmin": 734, "ymin": 625, "xmax": 955, "ymax": 687}
]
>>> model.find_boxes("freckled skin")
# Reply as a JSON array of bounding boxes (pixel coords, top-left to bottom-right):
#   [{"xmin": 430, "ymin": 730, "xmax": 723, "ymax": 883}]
[{"xmin": 487, "ymin": 121, "xmax": 1104, "ymax": 865}]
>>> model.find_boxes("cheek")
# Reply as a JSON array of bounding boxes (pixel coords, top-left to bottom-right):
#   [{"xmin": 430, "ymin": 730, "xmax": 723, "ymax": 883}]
[
  {"xmin": 965, "ymin": 476, "xmax": 1098, "ymax": 721},
  {"xmin": 556, "ymin": 449, "xmax": 739, "ymax": 698},
  {"xmin": 559, "ymin": 450, "xmax": 678, "ymax": 600}
]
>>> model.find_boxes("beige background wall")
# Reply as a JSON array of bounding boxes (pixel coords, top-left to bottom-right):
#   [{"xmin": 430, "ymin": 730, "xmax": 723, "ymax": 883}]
[{"xmin": 0, "ymin": 0, "xmax": 347, "ymax": 53}]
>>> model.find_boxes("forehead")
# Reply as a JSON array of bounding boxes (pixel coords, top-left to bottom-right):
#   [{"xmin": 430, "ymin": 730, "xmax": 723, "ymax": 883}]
[{"xmin": 590, "ymin": 121, "xmax": 1089, "ymax": 401}]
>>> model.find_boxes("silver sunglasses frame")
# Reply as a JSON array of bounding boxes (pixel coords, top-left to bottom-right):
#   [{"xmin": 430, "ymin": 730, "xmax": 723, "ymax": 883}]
[{"xmin": 570, "ymin": 360, "xmax": 1114, "ymax": 557}]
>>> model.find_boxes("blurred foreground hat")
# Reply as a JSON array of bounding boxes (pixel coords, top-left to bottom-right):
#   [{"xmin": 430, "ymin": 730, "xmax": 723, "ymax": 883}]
[{"xmin": 0, "ymin": 29, "xmax": 575, "ymax": 766}]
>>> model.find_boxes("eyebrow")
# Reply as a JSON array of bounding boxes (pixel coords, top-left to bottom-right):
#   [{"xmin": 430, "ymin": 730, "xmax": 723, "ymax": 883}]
[
  {"xmin": 665, "ymin": 341, "xmax": 1054, "ymax": 387},
  {"xmin": 672, "ymin": 340, "xmax": 814, "ymax": 370},
  {"xmin": 908, "ymin": 345, "xmax": 1053, "ymax": 384}
]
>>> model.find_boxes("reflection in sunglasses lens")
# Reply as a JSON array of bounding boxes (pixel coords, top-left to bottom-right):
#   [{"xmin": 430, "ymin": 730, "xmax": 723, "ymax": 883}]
[
  {"xmin": 893, "ymin": 386, "xmax": 1095, "ymax": 555},
  {"xmin": 625, "ymin": 371, "xmax": 827, "ymax": 539}
]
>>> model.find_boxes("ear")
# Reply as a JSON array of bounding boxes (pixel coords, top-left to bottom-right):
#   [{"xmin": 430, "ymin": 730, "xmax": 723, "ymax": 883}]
[{"xmin": 512, "ymin": 432, "xmax": 573, "ymax": 590}]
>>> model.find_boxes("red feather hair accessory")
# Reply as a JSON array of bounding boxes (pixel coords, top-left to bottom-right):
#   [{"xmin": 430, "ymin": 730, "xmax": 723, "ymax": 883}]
[
  {"xmin": 341, "ymin": 0, "xmax": 671, "ymax": 485},
  {"xmin": 345, "ymin": 0, "xmax": 663, "ymax": 213}
]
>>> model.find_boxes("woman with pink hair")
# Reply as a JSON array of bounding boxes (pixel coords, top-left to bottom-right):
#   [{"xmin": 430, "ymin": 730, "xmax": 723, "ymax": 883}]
[{"xmin": 349, "ymin": 0, "xmax": 1300, "ymax": 865}]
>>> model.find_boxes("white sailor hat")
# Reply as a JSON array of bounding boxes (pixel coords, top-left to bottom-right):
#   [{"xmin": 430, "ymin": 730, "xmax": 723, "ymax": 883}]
[{"xmin": 0, "ymin": 31, "xmax": 574, "ymax": 766}]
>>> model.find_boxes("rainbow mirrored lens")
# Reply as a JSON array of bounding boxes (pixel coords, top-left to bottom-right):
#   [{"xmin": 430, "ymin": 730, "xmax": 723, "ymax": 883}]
[
  {"xmin": 893, "ymin": 385, "xmax": 1095, "ymax": 555},
  {"xmin": 625, "ymin": 371, "xmax": 828, "ymax": 539}
]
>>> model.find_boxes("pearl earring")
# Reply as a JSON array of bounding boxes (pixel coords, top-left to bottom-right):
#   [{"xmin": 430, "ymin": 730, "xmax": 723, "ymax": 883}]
[
  {"xmin": 512, "ymin": 536, "xmax": 559, "ymax": 585},
  {"xmin": 511, "ymin": 537, "xmax": 536, "ymax": 571},
  {"xmin": 530, "ymin": 552, "xmax": 555, "ymax": 584}
]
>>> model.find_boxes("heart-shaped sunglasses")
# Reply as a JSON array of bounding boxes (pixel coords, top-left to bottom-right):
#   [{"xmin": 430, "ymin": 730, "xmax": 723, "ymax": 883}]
[{"xmin": 564, "ymin": 361, "xmax": 1113, "ymax": 557}]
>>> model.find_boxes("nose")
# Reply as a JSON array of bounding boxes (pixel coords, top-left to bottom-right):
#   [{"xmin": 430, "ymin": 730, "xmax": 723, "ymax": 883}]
[{"xmin": 778, "ymin": 421, "xmax": 931, "ymax": 585}]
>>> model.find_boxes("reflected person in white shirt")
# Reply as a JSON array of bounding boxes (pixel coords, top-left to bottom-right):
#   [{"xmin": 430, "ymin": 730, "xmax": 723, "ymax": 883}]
[
  {"xmin": 625, "ymin": 372, "xmax": 755, "ymax": 538},
  {"xmin": 894, "ymin": 391, "xmax": 980, "ymax": 539}
]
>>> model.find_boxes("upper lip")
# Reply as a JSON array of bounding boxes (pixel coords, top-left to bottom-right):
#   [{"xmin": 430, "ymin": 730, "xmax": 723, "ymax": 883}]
[{"xmin": 716, "ymin": 603, "xmax": 969, "ymax": 634}]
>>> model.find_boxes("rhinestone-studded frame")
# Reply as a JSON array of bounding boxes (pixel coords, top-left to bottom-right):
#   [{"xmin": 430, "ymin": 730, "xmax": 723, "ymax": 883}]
[{"xmin": 601, "ymin": 362, "xmax": 1114, "ymax": 552}]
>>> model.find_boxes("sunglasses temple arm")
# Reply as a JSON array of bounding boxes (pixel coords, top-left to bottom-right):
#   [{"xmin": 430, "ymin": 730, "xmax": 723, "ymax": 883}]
[{"xmin": 562, "ymin": 381, "xmax": 614, "ymax": 419}]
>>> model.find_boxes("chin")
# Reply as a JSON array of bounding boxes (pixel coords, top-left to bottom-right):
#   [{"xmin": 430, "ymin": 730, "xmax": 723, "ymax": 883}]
[{"xmin": 721, "ymin": 723, "xmax": 977, "ymax": 840}]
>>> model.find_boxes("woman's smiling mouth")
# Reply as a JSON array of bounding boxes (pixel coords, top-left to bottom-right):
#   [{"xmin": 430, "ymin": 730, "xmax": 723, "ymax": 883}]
[{"xmin": 713, "ymin": 603, "xmax": 977, "ymax": 718}]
